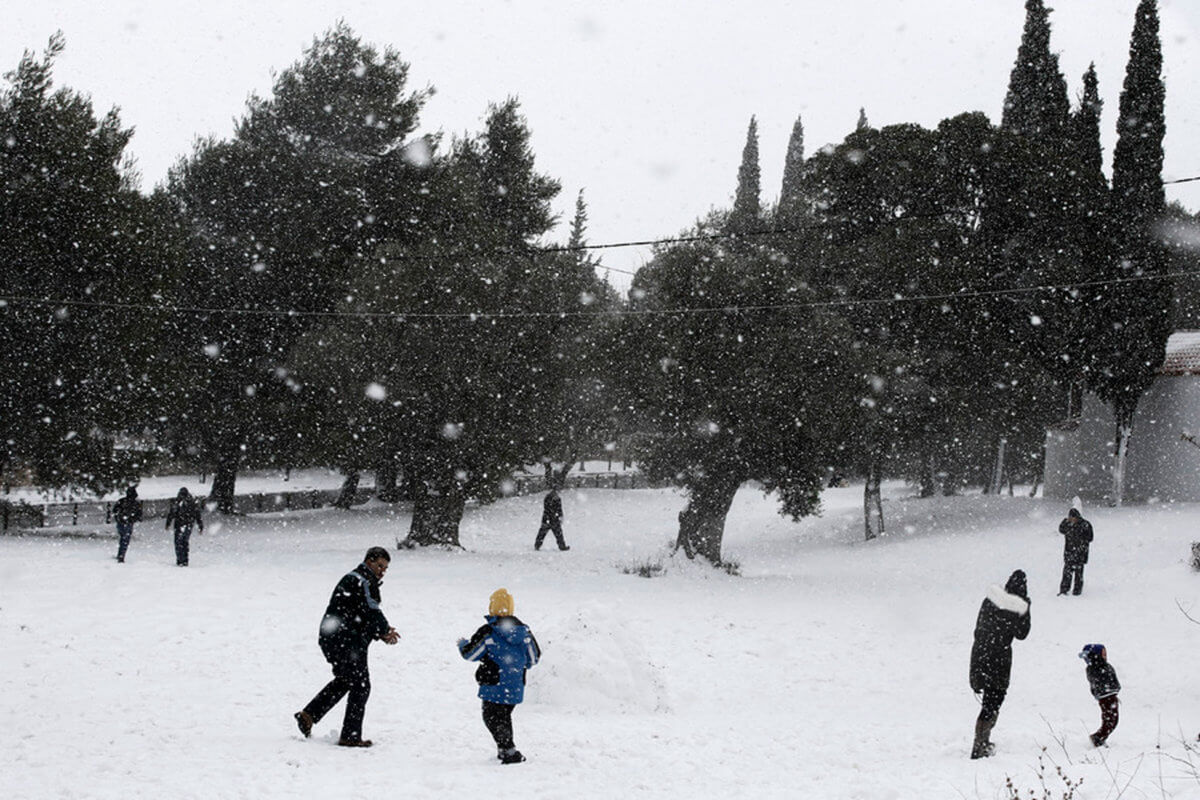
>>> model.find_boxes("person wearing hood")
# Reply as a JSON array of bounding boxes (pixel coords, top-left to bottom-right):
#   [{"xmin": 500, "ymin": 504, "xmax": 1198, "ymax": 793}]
[
  {"xmin": 1079, "ymin": 643, "xmax": 1121, "ymax": 746},
  {"xmin": 534, "ymin": 483, "xmax": 569, "ymax": 551},
  {"xmin": 968, "ymin": 569, "xmax": 1032, "ymax": 759},
  {"xmin": 457, "ymin": 588, "xmax": 542, "ymax": 764},
  {"xmin": 164, "ymin": 487, "xmax": 204, "ymax": 567},
  {"xmin": 295, "ymin": 547, "xmax": 399, "ymax": 748},
  {"xmin": 112, "ymin": 486, "xmax": 143, "ymax": 563},
  {"xmin": 1058, "ymin": 507, "xmax": 1094, "ymax": 596}
]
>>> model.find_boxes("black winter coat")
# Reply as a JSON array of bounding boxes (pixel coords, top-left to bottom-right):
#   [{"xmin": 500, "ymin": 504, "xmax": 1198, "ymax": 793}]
[
  {"xmin": 969, "ymin": 585, "xmax": 1032, "ymax": 694},
  {"xmin": 113, "ymin": 496, "xmax": 142, "ymax": 525},
  {"xmin": 541, "ymin": 491, "xmax": 563, "ymax": 527},
  {"xmin": 1085, "ymin": 659, "xmax": 1121, "ymax": 699},
  {"xmin": 1059, "ymin": 515, "xmax": 1094, "ymax": 566},
  {"xmin": 166, "ymin": 496, "xmax": 203, "ymax": 531},
  {"xmin": 318, "ymin": 563, "xmax": 391, "ymax": 656}
]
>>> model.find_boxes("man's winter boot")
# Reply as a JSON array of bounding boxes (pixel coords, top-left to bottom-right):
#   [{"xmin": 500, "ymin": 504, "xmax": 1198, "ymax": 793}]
[
  {"xmin": 971, "ymin": 718, "xmax": 995, "ymax": 759},
  {"xmin": 294, "ymin": 710, "xmax": 313, "ymax": 738},
  {"xmin": 499, "ymin": 747, "xmax": 526, "ymax": 764}
]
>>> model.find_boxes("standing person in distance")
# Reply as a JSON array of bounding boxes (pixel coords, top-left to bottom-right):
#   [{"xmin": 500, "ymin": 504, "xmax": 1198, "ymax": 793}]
[
  {"xmin": 1079, "ymin": 643, "xmax": 1121, "ymax": 746},
  {"xmin": 164, "ymin": 487, "xmax": 204, "ymax": 567},
  {"xmin": 534, "ymin": 481, "xmax": 569, "ymax": 551},
  {"xmin": 112, "ymin": 486, "xmax": 143, "ymax": 563},
  {"xmin": 295, "ymin": 547, "xmax": 399, "ymax": 748},
  {"xmin": 457, "ymin": 588, "xmax": 541, "ymax": 764},
  {"xmin": 1058, "ymin": 506, "xmax": 1094, "ymax": 596},
  {"xmin": 969, "ymin": 569, "xmax": 1032, "ymax": 759}
]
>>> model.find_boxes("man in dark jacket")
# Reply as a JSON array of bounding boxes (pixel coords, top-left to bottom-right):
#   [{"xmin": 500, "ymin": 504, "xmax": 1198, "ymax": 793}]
[
  {"xmin": 1058, "ymin": 507, "xmax": 1094, "ymax": 595},
  {"xmin": 112, "ymin": 486, "xmax": 143, "ymax": 563},
  {"xmin": 534, "ymin": 484, "xmax": 569, "ymax": 551},
  {"xmin": 295, "ymin": 547, "xmax": 399, "ymax": 747},
  {"xmin": 969, "ymin": 569, "xmax": 1032, "ymax": 759},
  {"xmin": 164, "ymin": 487, "xmax": 204, "ymax": 566}
]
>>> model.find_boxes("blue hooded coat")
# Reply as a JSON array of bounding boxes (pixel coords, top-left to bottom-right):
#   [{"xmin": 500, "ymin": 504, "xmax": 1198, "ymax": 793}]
[{"xmin": 458, "ymin": 615, "xmax": 541, "ymax": 704}]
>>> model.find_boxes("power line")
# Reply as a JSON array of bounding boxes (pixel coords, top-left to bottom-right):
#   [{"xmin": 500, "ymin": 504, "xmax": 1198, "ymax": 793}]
[
  {"xmin": 2, "ymin": 267, "xmax": 1196, "ymax": 321},
  {"xmin": 1165, "ymin": 174, "xmax": 1200, "ymax": 185}
]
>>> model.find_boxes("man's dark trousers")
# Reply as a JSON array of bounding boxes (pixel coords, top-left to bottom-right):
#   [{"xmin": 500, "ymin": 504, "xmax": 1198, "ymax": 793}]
[
  {"xmin": 116, "ymin": 521, "xmax": 134, "ymax": 562},
  {"xmin": 302, "ymin": 641, "xmax": 371, "ymax": 742},
  {"xmin": 1060, "ymin": 563, "xmax": 1084, "ymax": 595}
]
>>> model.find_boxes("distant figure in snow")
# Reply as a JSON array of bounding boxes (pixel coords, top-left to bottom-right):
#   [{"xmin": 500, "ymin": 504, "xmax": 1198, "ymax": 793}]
[
  {"xmin": 295, "ymin": 547, "xmax": 399, "ymax": 747},
  {"xmin": 534, "ymin": 483, "xmax": 569, "ymax": 551},
  {"xmin": 1079, "ymin": 643, "xmax": 1121, "ymax": 747},
  {"xmin": 457, "ymin": 588, "xmax": 541, "ymax": 764},
  {"xmin": 164, "ymin": 487, "xmax": 204, "ymax": 566},
  {"xmin": 112, "ymin": 486, "xmax": 143, "ymax": 563},
  {"xmin": 969, "ymin": 569, "xmax": 1031, "ymax": 759},
  {"xmin": 1058, "ymin": 507, "xmax": 1094, "ymax": 596}
]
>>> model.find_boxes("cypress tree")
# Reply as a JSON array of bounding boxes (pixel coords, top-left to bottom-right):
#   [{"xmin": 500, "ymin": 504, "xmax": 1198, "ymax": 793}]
[
  {"xmin": 730, "ymin": 116, "xmax": 760, "ymax": 233},
  {"xmin": 1001, "ymin": 0, "xmax": 1070, "ymax": 140},
  {"xmin": 1070, "ymin": 64, "xmax": 1106, "ymax": 201},
  {"xmin": 778, "ymin": 115, "xmax": 806, "ymax": 224},
  {"xmin": 1111, "ymin": 0, "xmax": 1165, "ymax": 224},
  {"xmin": 1091, "ymin": 0, "xmax": 1170, "ymax": 505}
]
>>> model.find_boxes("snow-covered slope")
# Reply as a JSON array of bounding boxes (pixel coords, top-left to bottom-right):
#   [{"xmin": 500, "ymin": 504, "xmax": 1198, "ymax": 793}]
[{"xmin": 3, "ymin": 483, "xmax": 1199, "ymax": 798}]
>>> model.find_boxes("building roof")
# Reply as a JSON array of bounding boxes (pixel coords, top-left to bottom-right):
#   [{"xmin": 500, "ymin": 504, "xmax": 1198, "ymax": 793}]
[{"xmin": 1161, "ymin": 331, "xmax": 1200, "ymax": 376}]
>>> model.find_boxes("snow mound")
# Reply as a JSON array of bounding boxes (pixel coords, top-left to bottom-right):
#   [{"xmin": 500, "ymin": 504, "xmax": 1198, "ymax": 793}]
[{"xmin": 527, "ymin": 602, "xmax": 671, "ymax": 714}]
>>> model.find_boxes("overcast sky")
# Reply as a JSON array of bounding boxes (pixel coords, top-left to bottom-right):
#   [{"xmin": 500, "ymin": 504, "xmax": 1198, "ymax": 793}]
[{"xmin": 5, "ymin": 1, "xmax": 1199, "ymax": 286}]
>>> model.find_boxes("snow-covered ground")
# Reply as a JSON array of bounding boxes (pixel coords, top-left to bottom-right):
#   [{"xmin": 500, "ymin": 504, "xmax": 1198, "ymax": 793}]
[{"xmin": 4, "ymin": 481, "xmax": 1200, "ymax": 799}]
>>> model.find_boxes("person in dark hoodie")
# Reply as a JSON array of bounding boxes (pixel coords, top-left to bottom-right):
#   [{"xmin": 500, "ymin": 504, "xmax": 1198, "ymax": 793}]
[
  {"xmin": 534, "ymin": 483, "xmax": 569, "ymax": 551},
  {"xmin": 164, "ymin": 487, "xmax": 204, "ymax": 566},
  {"xmin": 112, "ymin": 486, "xmax": 143, "ymax": 563},
  {"xmin": 1058, "ymin": 507, "xmax": 1094, "ymax": 596},
  {"xmin": 969, "ymin": 569, "xmax": 1032, "ymax": 759},
  {"xmin": 1079, "ymin": 643, "xmax": 1121, "ymax": 746},
  {"xmin": 294, "ymin": 547, "xmax": 399, "ymax": 748},
  {"xmin": 457, "ymin": 588, "xmax": 541, "ymax": 764}
]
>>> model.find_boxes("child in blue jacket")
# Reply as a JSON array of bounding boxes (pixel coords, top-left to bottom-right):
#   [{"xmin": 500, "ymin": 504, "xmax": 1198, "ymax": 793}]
[
  {"xmin": 458, "ymin": 588, "xmax": 541, "ymax": 764},
  {"xmin": 1079, "ymin": 643, "xmax": 1121, "ymax": 746}
]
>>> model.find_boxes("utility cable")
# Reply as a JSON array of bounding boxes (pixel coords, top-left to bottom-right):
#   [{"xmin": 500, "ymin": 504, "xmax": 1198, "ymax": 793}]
[{"xmin": 1, "ymin": 266, "xmax": 1195, "ymax": 321}]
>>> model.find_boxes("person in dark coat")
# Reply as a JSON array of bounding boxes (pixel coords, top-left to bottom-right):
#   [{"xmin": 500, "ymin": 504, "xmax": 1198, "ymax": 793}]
[
  {"xmin": 969, "ymin": 569, "xmax": 1032, "ymax": 759},
  {"xmin": 164, "ymin": 487, "xmax": 204, "ymax": 566},
  {"xmin": 295, "ymin": 547, "xmax": 399, "ymax": 747},
  {"xmin": 534, "ymin": 484, "xmax": 569, "ymax": 551},
  {"xmin": 1058, "ymin": 508, "xmax": 1094, "ymax": 595},
  {"xmin": 1079, "ymin": 643, "xmax": 1121, "ymax": 746},
  {"xmin": 457, "ymin": 587, "xmax": 541, "ymax": 764},
  {"xmin": 112, "ymin": 486, "xmax": 143, "ymax": 563}
]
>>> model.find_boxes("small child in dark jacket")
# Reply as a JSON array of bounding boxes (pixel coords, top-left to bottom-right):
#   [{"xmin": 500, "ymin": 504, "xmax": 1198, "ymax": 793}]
[
  {"xmin": 457, "ymin": 588, "xmax": 541, "ymax": 764},
  {"xmin": 1079, "ymin": 643, "xmax": 1121, "ymax": 746}
]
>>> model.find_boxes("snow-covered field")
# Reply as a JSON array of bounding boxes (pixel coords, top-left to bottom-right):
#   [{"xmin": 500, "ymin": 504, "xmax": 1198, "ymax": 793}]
[{"xmin": 4, "ymin": 481, "xmax": 1200, "ymax": 799}]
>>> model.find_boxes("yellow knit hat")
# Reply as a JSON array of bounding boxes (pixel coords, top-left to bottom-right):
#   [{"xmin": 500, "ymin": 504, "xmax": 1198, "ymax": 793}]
[{"xmin": 488, "ymin": 588, "xmax": 514, "ymax": 617}]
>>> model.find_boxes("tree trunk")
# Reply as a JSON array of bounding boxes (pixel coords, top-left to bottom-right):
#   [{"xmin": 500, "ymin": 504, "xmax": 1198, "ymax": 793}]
[
  {"xmin": 401, "ymin": 485, "xmax": 465, "ymax": 548},
  {"xmin": 209, "ymin": 442, "xmax": 240, "ymax": 514},
  {"xmin": 675, "ymin": 470, "xmax": 742, "ymax": 565},
  {"xmin": 989, "ymin": 438, "xmax": 1007, "ymax": 495},
  {"xmin": 918, "ymin": 455, "xmax": 937, "ymax": 498},
  {"xmin": 1112, "ymin": 419, "xmax": 1133, "ymax": 507},
  {"xmin": 333, "ymin": 471, "xmax": 360, "ymax": 509},
  {"xmin": 864, "ymin": 458, "xmax": 884, "ymax": 540},
  {"xmin": 376, "ymin": 461, "xmax": 399, "ymax": 502}
]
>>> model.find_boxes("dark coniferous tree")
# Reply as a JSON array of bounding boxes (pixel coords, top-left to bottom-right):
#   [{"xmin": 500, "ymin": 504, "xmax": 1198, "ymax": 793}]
[
  {"xmin": 162, "ymin": 24, "xmax": 429, "ymax": 511},
  {"xmin": 730, "ymin": 116, "xmax": 761, "ymax": 234},
  {"xmin": 777, "ymin": 115, "xmax": 806, "ymax": 226},
  {"xmin": 1091, "ymin": 0, "xmax": 1170, "ymax": 504},
  {"xmin": 1001, "ymin": 0, "xmax": 1070, "ymax": 140},
  {"xmin": 0, "ymin": 34, "xmax": 160, "ymax": 494}
]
